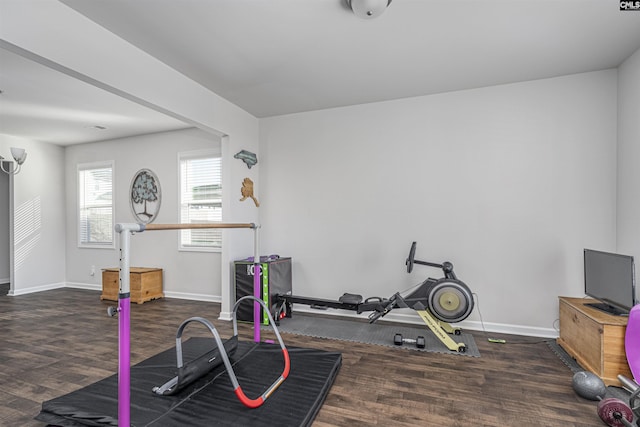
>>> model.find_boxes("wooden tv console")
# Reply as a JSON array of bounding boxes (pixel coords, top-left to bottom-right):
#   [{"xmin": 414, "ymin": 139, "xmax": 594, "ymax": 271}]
[{"xmin": 557, "ymin": 296, "xmax": 632, "ymax": 386}]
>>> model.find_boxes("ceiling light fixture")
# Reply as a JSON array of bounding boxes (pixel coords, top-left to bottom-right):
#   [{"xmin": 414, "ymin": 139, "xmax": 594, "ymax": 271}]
[
  {"xmin": 0, "ymin": 147, "xmax": 28, "ymax": 175},
  {"xmin": 346, "ymin": 0, "xmax": 392, "ymax": 19}
]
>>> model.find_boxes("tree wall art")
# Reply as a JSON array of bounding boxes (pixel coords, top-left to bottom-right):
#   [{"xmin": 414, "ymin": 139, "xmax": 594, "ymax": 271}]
[{"xmin": 130, "ymin": 168, "xmax": 161, "ymax": 223}]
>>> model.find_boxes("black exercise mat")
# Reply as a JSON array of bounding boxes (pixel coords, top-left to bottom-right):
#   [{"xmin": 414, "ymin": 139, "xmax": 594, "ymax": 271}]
[
  {"xmin": 546, "ymin": 339, "xmax": 632, "ymax": 402},
  {"xmin": 268, "ymin": 313, "xmax": 480, "ymax": 357},
  {"xmin": 546, "ymin": 339, "xmax": 583, "ymax": 373},
  {"xmin": 36, "ymin": 338, "xmax": 341, "ymax": 426}
]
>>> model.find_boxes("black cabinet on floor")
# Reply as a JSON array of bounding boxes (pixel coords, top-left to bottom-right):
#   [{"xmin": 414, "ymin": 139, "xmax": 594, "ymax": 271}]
[{"xmin": 234, "ymin": 256, "xmax": 292, "ymax": 324}]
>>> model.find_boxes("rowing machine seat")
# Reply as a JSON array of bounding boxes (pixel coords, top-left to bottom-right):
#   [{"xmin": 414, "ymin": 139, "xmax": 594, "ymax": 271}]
[{"xmin": 339, "ymin": 293, "xmax": 363, "ymax": 305}]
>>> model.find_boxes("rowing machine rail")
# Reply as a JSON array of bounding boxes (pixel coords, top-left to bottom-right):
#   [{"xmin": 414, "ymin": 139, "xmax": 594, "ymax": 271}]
[{"xmin": 273, "ymin": 242, "xmax": 472, "ymax": 352}]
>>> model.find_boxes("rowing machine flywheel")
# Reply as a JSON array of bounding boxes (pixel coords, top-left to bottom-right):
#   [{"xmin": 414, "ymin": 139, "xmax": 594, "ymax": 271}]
[
  {"xmin": 427, "ymin": 278, "xmax": 474, "ymax": 323},
  {"xmin": 597, "ymin": 397, "xmax": 634, "ymax": 427}
]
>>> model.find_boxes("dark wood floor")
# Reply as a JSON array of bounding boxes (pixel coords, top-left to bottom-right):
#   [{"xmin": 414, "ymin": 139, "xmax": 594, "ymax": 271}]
[{"xmin": 0, "ymin": 285, "xmax": 604, "ymax": 426}]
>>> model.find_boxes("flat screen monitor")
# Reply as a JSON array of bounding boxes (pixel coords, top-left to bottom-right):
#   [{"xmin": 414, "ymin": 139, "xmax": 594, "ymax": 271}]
[{"xmin": 584, "ymin": 249, "xmax": 636, "ymax": 316}]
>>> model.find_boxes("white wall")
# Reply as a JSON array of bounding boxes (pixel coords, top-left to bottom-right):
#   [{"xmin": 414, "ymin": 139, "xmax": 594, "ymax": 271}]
[
  {"xmin": 617, "ymin": 47, "xmax": 640, "ymax": 290},
  {"xmin": 64, "ymin": 128, "xmax": 240, "ymax": 300},
  {"xmin": 0, "ymin": 137, "xmax": 66, "ymax": 295},
  {"xmin": 1, "ymin": 1, "xmax": 633, "ymax": 335},
  {"xmin": 260, "ymin": 70, "xmax": 618, "ymax": 336},
  {"xmin": 1, "ymin": 0, "xmax": 261, "ymax": 316}
]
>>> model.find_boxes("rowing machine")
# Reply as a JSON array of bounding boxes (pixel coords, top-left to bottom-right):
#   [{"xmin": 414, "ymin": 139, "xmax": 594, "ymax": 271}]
[{"xmin": 273, "ymin": 242, "xmax": 474, "ymax": 352}]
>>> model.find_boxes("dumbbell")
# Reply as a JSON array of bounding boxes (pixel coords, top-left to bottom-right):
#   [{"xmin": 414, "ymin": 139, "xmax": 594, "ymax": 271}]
[
  {"xmin": 393, "ymin": 333, "xmax": 426, "ymax": 349},
  {"xmin": 572, "ymin": 371, "xmax": 635, "ymax": 427}
]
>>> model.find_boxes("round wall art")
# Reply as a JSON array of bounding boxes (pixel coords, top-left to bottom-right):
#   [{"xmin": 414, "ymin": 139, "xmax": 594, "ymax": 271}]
[{"xmin": 130, "ymin": 168, "xmax": 161, "ymax": 224}]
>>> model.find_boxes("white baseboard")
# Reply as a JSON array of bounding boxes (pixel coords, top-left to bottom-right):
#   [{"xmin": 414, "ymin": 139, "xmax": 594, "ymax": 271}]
[
  {"xmin": 0, "ymin": 277, "xmax": 9, "ymax": 285},
  {"xmin": 218, "ymin": 311, "xmax": 233, "ymax": 321},
  {"xmin": 66, "ymin": 284, "xmax": 223, "ymax": 305},
  {"xmin": 290, "ymin": 306, "xmax": 558, "ymax": 338},
  {"xmin": 4, "ymin": 285, "xmax": 558, "ymax": 338},
  {"xmin": 8, "ymin": 282, "xmax": 66, "ymax": 296},
  {"xmin": 164, "ymin": 291, "xmax": 221, "ymax": 303},
  {"xmin": 66, "ymin": 282, "xmax": 101, "ymax": 291}
]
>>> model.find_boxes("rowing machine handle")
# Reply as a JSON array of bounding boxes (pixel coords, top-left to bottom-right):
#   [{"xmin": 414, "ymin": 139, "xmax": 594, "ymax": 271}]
[
  {"xmin": 368, "ymin": 300, "xmax": 396, "ymax": 323},
  {"xmin": 368, "ymin": 311, "xmax": 383, "ymax": 323}
]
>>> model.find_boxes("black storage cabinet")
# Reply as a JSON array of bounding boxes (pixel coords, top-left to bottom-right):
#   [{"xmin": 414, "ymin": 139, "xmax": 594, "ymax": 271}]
[{"xmin": 234, "ymin": 257, "xmax": 292, "ymax": 325}]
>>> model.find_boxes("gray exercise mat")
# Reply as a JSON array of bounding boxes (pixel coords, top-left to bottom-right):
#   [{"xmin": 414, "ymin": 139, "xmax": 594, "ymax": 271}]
[
  {"xmin": 265, "ymin": 313, "xmax": 480, "ymax": 357},
  {"xmin": 547, "ymin": 340, "xmax": 631, "ymax": 402}
]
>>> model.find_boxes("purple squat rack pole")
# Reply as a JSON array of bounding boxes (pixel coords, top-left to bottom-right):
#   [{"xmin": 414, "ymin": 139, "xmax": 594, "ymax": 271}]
[
  {"xmin": 113, "ymin": 222, "xmax": 258, "ymax": 425},
  {"xmin": 253, "ymin": 225, "xmax": 261, "ymax": 343},
  {"xmin": 115, "ymin": 223, "xmax": 143, "ymax": 427},
  {"xmin": 118, "ymin": 293, "xmax": 130, "ymax": 425}
]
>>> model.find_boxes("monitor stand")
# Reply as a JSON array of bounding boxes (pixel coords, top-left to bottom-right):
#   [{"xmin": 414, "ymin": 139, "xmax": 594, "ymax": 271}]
[{"xmin": 585, "ymin": 302, "xmax": 629, "ymax": 317}]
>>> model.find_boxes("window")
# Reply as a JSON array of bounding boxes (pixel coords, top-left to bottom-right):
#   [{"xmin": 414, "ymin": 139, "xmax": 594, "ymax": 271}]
[
  {"xmin": 179, "ymin": 150, "xmax": 222, "ymax": 250},
  {"xmin": 78, "ymin": 161, "xmax": 114, "ymax": 247}
]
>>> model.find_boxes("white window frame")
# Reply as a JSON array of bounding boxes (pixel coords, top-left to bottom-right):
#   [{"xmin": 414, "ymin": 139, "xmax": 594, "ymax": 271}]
[
  {"xmin": 77, "ymin": 160, "xmax": 115, "ymax": 249},
  {"xmin": 178, "ymin": 149, "xmax": 222, "ymax": 252}
]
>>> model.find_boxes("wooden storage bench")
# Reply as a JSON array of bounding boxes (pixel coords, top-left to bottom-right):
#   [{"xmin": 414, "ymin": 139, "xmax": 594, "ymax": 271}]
[
  {"xmin": 557, "ymin": 296, "xmax": 632, "ymax": 386},
  {"xmin": 101, "ymin": 267, "xmax": 164, "ymax": 304}
]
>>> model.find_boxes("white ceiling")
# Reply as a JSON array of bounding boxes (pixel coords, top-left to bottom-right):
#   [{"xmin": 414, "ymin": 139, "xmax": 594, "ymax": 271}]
[
  {"xmin": 0, "ymin": 46, "xmax": 190, "ymax": 146},
  {"xmin": 2, "ymin": 0, "xmax": 640, "ymax": 146}
]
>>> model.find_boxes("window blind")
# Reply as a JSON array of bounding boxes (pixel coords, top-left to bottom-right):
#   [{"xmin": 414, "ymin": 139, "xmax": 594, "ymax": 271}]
[
  {"xmin": 78, "ymin": 163, "xmax": 113, "ymax": 246},
  {"xmin": 180, "ymin": 153, "xmax": 222, "ymax": 249}
]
